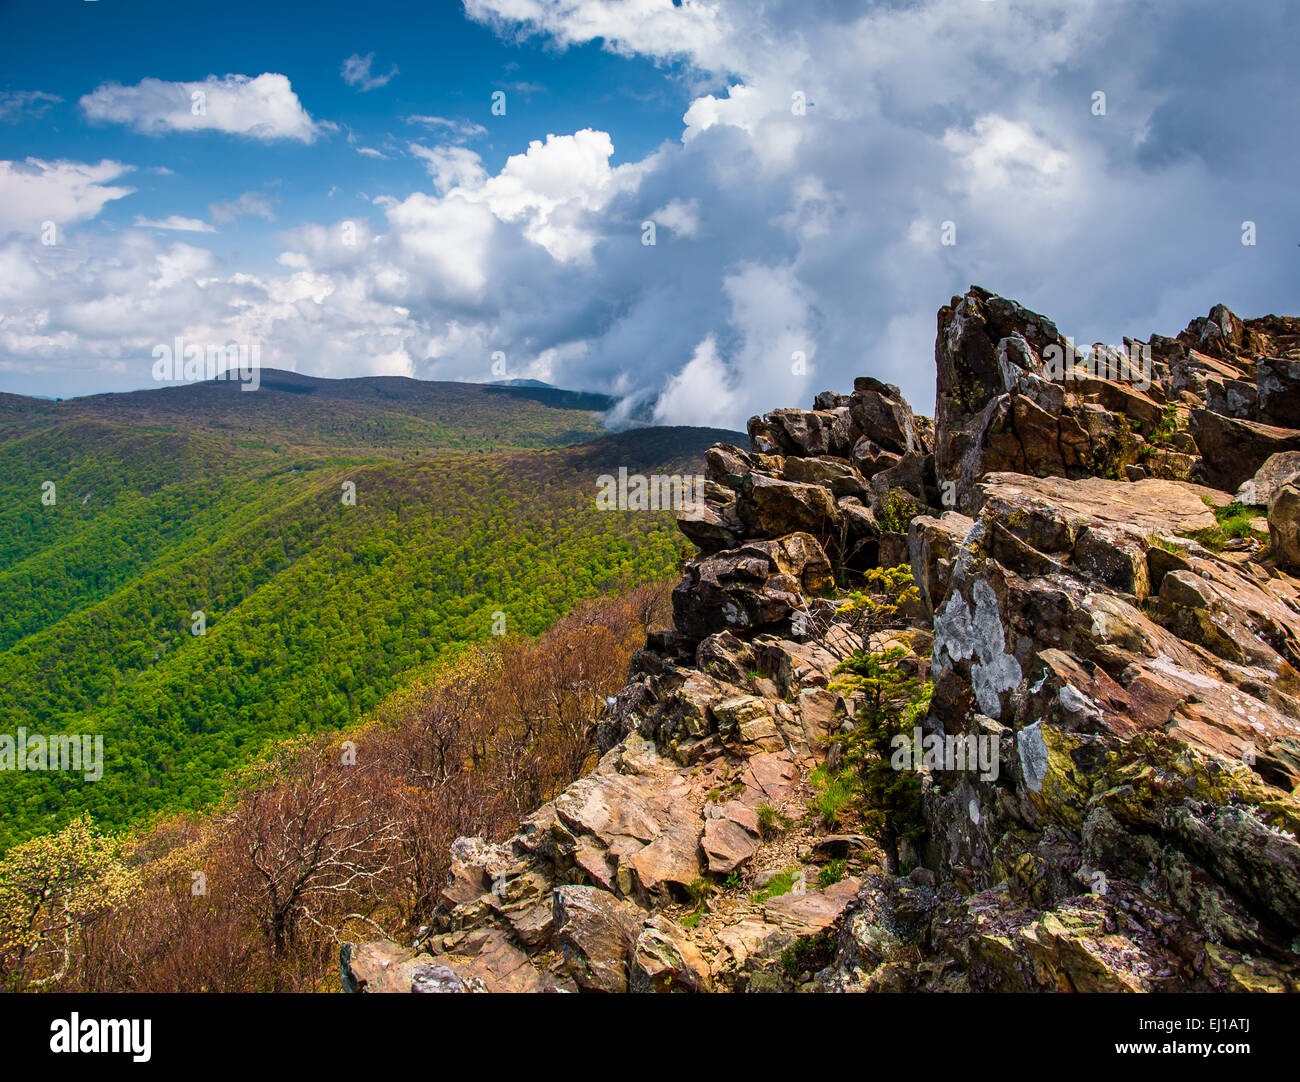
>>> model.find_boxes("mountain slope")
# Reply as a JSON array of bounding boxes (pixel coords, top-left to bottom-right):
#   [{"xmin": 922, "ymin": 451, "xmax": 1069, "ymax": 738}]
[{"xmin": 0, "ymin": 373, "xmax": 739, "ymax": 849}]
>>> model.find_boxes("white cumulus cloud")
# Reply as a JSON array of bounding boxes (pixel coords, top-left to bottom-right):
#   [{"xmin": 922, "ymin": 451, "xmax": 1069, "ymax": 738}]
[
  {"xmin": 80, "ymin": 73, "xmax": 321, "ymax": 142},
  {"xmin": 0, "ymin": 158, "xmax": 135, "ymax": 234}
]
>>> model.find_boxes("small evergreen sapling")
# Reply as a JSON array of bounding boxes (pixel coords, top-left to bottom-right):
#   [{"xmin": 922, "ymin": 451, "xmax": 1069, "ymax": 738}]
[{"xmin": 832, "ymin": 565, "xmax": 932, "ymax": 875}]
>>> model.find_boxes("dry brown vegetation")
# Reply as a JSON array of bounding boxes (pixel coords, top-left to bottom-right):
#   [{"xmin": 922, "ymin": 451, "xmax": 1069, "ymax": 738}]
[{"xmin": 0, "ymin": 581, "xmax": 671, "ymax": 992}]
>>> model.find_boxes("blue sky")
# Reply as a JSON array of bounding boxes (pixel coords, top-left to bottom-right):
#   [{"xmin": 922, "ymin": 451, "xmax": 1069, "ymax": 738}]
[
  {"xmin": 1, "ymin": 0, "xmax": 693, "ymax": 273},
  {"xmin": 0, "ymin": 0, "xmax": 1296, "ymax": 424}
]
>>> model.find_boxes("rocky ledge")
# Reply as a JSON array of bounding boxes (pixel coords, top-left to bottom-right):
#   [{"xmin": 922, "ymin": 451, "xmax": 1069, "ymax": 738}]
[{"xmin": 345, "ymin": 288, "xmax": 1300, "ymax": 993}]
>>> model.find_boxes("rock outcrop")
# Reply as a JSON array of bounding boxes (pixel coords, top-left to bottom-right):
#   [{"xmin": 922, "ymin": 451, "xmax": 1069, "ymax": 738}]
[{"xmin": 345, "ymin": 288, "xmax": 1300, "ymax": 993}]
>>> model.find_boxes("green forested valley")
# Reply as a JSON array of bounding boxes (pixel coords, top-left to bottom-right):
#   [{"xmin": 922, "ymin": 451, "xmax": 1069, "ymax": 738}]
[{"xmin": 0, "ymin": 372, "xmax": 736, "ymax": 849}]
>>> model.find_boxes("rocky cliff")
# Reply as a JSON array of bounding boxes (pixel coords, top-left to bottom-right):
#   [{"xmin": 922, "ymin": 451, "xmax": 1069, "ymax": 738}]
[{"xmin": 344, "ymin": 287, "xmax": 1300, "ymax": 993}]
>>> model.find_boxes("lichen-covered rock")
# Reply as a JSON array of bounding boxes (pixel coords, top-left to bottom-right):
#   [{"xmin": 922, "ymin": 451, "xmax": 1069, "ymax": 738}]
[
  {"xmin": 671, "ymin": 532, "xmax": 833, "ymax": 643},
  {"xmin": 1237, "ymin": 450, "xmax": 1300, "ymax": 507},
  {"xmin": 915, "ymin": 465, "xmax": 1300, "ymax": 988}
]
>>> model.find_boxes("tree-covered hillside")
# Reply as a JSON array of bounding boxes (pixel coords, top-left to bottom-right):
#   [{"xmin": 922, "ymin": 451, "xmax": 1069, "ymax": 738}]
[
  {"xmin": 0, "ymin": 375, "xmax": 738, "ymax": 849},
  {"xmin": 0, "ymin": 370, "xmax": 615, "ymax": 455}
]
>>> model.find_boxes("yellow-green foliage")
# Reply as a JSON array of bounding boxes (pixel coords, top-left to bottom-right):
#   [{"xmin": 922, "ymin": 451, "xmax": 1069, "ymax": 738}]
[
  {"xmin": 749, "ymin": 868, "xmax": 801, "ymax": 904},
  {"xmin": 0, "ymin": 817, "xmax": 135, "ymax": 990},
  {"xmin": 1180, "ymin": 499, "xmax": 1268, "ymax": 552},
  {"xmin": 839, "ymin": 564, "xmax": 920, "ymax": 630},
  {"xmin": 875, "ymin": 491, "xmax": 917, "ymax": 534},
  {"xmin": 757, "ymin": 803, "xmax": 793, "ymax": 837}
]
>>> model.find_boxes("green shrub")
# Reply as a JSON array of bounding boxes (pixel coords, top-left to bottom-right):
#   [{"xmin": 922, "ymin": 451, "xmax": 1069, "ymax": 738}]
[
  {"xmin": 1181, "ymin": 500, "xmax": 1268, "ymax": 551},
  {"xmin": 685, "ymin": 876, "xmax": 713, "ymax": 906},
  {"xmin": 809, "ymin": 769, "xmax": 858, "ymax": 829},
  {"xmin": 756, "ymin": 803, "xmax": 793, "ymax": 838},
  {"xmin": 817, "ymin": 859, "xmax": 848, "ymax": 888},
  {"xmin": 876, "ymin": 490, "xmax": 916, "ymax": 534}
]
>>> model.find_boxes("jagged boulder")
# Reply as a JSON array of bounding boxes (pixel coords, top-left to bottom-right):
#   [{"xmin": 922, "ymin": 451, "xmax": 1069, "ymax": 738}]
[
  {"xmin": 442, "ymin": 836, "xmax": 515, "ymax": 907},
  {"xmin": 1190, "ymin": 409, "xmax": 1300, "ymax": 492},
  {"xmin": 1206, "ymin": 371, "xmax": 1259, "ymax": 418},
  {"xmin": 850, "ymin": 436, "xmax": 903, "ymax": 479},
  {"xmin": 1269, "ymin": 484, "xmax": 1300, "ymax": 569},
  {"xmin": 738, "ymin": 472, "xmax": 841, "ymax": 538},
  {"xmin": 671, "ymin": 532, "xmax": 833, "ymax": 643},
  {"xmin": 712, "ymin": 695, "xmax": 781, "ymax": 749},
  {"xmin": 548, "ymin": 742, "xmax": 704, "ymax": 899},
  {"xmin": 1237, "ymin": 451, "xmax": 1300, "ymax": 507},
  {"xmin": 849, "ymin": 377, "xmax": 926, "ymax": 456},
  {"xmin": 694, "ymin": 630, "xmax": 757, "ymax": 687},
  {"xmin": 553, "ymin": 886, "xmax": 645, "ymax": 993},
  {"xmin": 1196, "ymin": 303, "xmax": 1249, "ymax": 358},
  {"xmin": 751, "ymin": 633, "xmax": 844, "ymax": 693},
  {"xmin": 932, "ymin": 287, "xmax": 1156, "ymax": 511},
  {"xmin": 781, "ymin": 455, "xmax": 869, "ymax": 499},
  {"xmin": 630, "ymin": 916, "xmax": 712, "ymax": 992},
  {"xmin": 748, "ymin": 407, "xmax": 851, "ymax": 457},
  {"xmin": 935, "ymin": 287, "xmax": 1068, "ymax": 434},
  {"xmin": 676, "ymin": 479, "xmax": 744, "ymax": 553},
  {"xmin": 1173, "ymin": 347, "xmax": 1250, "ymax": 404},
  {"xmin": 340, "ymin": 942, "xmax": 424, "ymax": 994},
  {"xmin": 701, "ymin": 800, "xmax": 763, "ymax": 873},
  {"xmin": 705, "ymin": 443, "xmax": 781, "ymax": 490}
]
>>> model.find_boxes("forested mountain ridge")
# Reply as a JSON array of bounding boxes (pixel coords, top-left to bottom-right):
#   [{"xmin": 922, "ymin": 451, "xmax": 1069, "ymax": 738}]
[
  {"xmin": 0, "ymin": 373, "xmax": 739, "ymax": 849},
  {"xmin": 0, "ymin": 369, "xmax": 616, "ymax": 454}
]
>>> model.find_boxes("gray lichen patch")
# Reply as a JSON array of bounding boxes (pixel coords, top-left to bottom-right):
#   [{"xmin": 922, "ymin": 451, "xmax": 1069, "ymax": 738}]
[
  {"xmin": 934, "ymin": 577, "xmax": 1022, "ymax": 718},
  {"xmin": 1017, "ymin": 721, "xmax": 1050, "ymax": 794}
]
